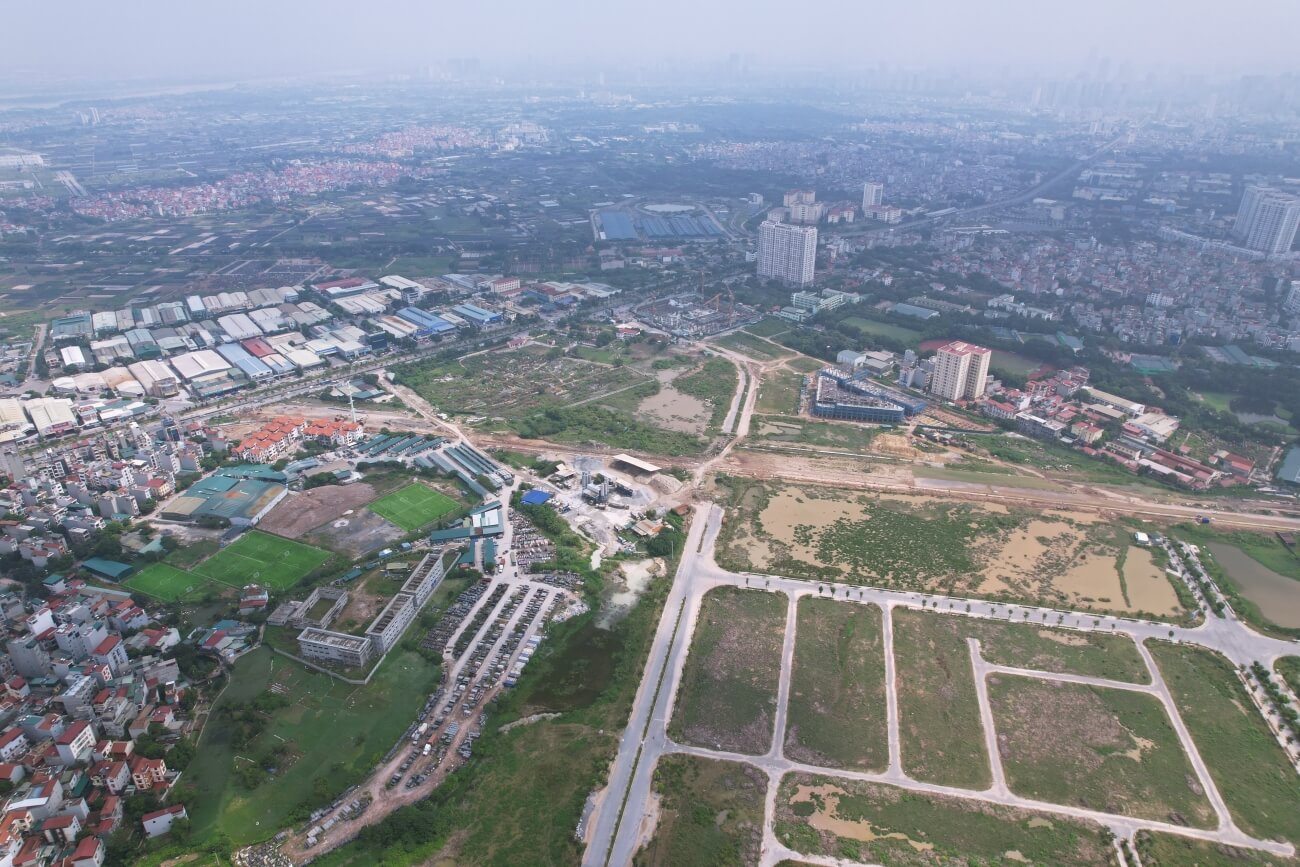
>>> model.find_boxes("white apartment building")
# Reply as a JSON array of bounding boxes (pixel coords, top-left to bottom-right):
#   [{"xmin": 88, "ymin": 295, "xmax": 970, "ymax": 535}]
[
  {"xmin": 862, "ymin": 182, "xmax": 883, "ymax": 208},
  {"xmin": 758, "ymin": 220, "xmax": 817, "ymax": 286},
  {"xmin": 1235, "ymin": 185, "xmax": 1300, "ymax": 254},
  {"xmin": 929, "ymin": 341, "xmax": 992, "ymax": 401}
]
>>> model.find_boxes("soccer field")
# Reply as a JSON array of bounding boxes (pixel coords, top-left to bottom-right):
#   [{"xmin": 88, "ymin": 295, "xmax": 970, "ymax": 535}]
[
  {"xmin": 369, "ymin": 483, "xmax": 459, "ymax": 532},
  {"xmin": 193, "ymin": 531, "xmax": 333, "ymax": 591},
  {"xmin": 125, "ymin": 564, "xmax": 217, "ymax": 601}
]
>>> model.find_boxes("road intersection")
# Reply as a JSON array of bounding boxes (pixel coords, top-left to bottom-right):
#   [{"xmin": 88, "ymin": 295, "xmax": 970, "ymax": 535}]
[{"xmin": 585, "ymin": 504, "xmax": 1300, "ymax": 866}]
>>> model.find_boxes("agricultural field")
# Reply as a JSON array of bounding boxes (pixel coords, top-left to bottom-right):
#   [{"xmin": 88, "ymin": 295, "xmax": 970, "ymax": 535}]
[
  {"xmin": 785, "ymin": 598, "xmax": 887, "ymax": 770},
  {"xmin": 712, "ymin": 479, "xmax": 1191, "ymax": 617},
  {"xmin": 753, "ymin": 369, "xmax": 804, "ymax": 416},
  {"xmin": 988, "ymin": 676, "xmax": 1215, "ymax": 826},
  {"xmin": 774, "ymin": 775, "xmax": 1114, "ymax": 866},
  {"xmin": 124, "ymin": 564, "xmax": 219, "ymax": 601},
  {"xmin": 393, "ymin": 347, "xmax": 650, "ymax": 421},
  {"xmin": 193, "ymin": 531, "xmax": 333, "ymax": 591},
  {"xmin": 187, "ymin": 644, "xmax": 441, "ymax": 845},
  {"xmin": 1149, "ymin": 642, "xmax": 1300, "ymax": 847},
  {"xmin": 892, "ymin": 608, "xmax": 990, "ymax": 789},
  {"xmin": 367, "ymin": 482, "xmax": 459, "ymax": 531},
  {"xmin": 638, "ymin": 755, "xmax": 766, "ymax": 867},
  {"xmin": 670, "ymin": 586, "xmax": 787, "ymax": 755}
]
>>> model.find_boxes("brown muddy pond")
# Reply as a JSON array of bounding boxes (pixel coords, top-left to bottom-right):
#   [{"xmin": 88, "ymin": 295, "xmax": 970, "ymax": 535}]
[{"xmin": 1208, "ymin": 543, "xmax": 1300, "ymax": 628}]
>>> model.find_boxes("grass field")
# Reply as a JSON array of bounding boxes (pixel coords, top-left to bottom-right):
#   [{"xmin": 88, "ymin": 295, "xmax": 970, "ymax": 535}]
[
  {"xmin": 750, "ymin": 414, "xmax": 884, "ymax": 453},
  {"xmin": 785, "ymin": 598, "xmax": 887, "ymax": 771},
  {"xmin": 775, "ymin": 774, "xmax": 1113, "ymax": 866},
  {"xmin": 842, "ymin": 316, "xmax": 922, "ymax": 344},
  {"xmin": 670, "ymin": 586, "xmax": 787, "ymax": 755},
  {"xmin": 125, "ymin": 564, "xmax": 219, "ymax": 601},
  {"xmin": 786, "ymin": 356, "xmax": 824, "ymax": 374},
  {"xmin": 746, "ymin": 317, "xmax": 790, "ymax": 338},
  {"xmin": 892, "ymin": 608, "xmax": 990, "ymax": 789},
  {"xmin": 990, "ymin": 348, "xmax": 1046, "ymax": 377},
  {"xmin": 712, "ymin": 330, "xmax": 788, "ymax": 361},
  {"xmin": 187, "ymin": 644, "xmax": 441, "ymax": 845},
  {"xmin": 639, "ymin": 755, "xmax": 766, "ymax": 867},
  {"xmin": 966, "ymin": 616, "xmax": 1150, "ymax": 683},
  {"xmin": 193, "ymin": 531, "xmax": 332, "ymax": 591},
  {"xmin": 368, "ymin": 482, "xmax": 459, "ymax": 532},
  {"xmin": 1149, "ymin": 641, "xmax": 1300, "ymax": 846},
  {"xmin": 754, "ymin": 369, "xmax": 804, "ymax": 416},
  {"xmin": 1135, "ymin": 831, "xmax": 1293, "ymax": 866},
  {"xmin": 989, "ymin": 675, "xmax": 1214, "ymax": 826},
  {"xmin": 1278, "ymin": 657, "xmax": 1300, "ymax": 697}
]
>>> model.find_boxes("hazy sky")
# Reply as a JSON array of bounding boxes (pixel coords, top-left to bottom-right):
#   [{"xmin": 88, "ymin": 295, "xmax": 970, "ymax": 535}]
[{"xmin": 4, "ymin": 0, "xmax": 1298, "ymax": 83}]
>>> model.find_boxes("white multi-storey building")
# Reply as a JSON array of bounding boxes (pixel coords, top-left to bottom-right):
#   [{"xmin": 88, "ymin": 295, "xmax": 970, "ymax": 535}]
[
  {"xmin": 929, "ymin": 341, "xmax": 992, "ymax": 401},
  {"xmin": 862, "ymin": 182, "xmax": 884, "ymax": 208},
  {"xmin": 1235, "ymin": 185, "xmax": 1300, "ymax": 254},
  {"xmin": 758, "ymin": 220, "xmax": 817, "ymax": 286}
]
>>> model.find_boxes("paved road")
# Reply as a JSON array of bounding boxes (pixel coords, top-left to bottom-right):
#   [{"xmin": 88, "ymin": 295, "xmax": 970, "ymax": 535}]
[{"xmin": 587, "ymin": 504, "xmax": 1300, "ymax": 865}]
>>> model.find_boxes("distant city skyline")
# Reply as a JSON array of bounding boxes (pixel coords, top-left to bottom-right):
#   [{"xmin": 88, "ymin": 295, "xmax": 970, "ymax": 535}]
[{"xmin": 3, "ymin": 0, "xmax": 1300, "ymax": 85}]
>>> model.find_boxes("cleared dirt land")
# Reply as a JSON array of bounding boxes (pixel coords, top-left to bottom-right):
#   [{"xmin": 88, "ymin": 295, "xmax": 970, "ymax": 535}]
[
  {"xmin": 713, "ymin": 478, "xmax": 1190, "ymax": 617},
  {"xmin": 784, "ymin": 598, "xmax": 888, "ymax": 771},
  {"xmin": 258, "ymin": 483, "xmax": 384, "ymax": 538},
  {"xmin": 637, "ymin": 754, "xmax": 766, "ymax": 867},
  {"xmin": 775, "ymin": 774, "xmax": 1114, "ymax": 866},
  {"xmin": 670, "ymin": 586, "xmax": 787, "ymax": 755},
  {"xmin": 988, "ymin": 675, "xmax": 1215, "ymax": 827}
]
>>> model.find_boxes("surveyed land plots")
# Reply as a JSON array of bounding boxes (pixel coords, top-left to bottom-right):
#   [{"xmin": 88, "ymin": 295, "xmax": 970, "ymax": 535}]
[
  {"xmin": 367, "ymin": 482, "xmax": 458, "ymax": 532},
  {"xmin": 714, "ymin": 478, "xmax": 1189, "ymax": 618},
  {"xmin": 663, "ymin": 591, "xmax": 1300, "ymax": 865},
  {"xmin": 125, "ymin": 531, "xmax": 332, "ymax": 599}
]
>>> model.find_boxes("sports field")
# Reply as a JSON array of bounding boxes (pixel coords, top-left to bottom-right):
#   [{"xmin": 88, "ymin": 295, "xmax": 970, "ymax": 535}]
[
  {"xmin": 193, "ymin": 531, "xmax": 332, "ymax": 590},
  {"xmin": 368, "ymin": 483, "xmax": 458, "ymax": 532},
  {"xmin": 125, "ymin": 564, "xmax": 219, "ymax": 601}
]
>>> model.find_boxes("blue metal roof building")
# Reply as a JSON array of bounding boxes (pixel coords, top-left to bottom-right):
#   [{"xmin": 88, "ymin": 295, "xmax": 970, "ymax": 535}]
[
  {"xmin": 216, "ymin": 343, "xmax": 273, "ymax": 381},
  {"xmin": 397, "ymin": 307, "xmax": 455, "ymax": 336},
  {"xmin": 452, "ymin": 303, "xmax": 502, "ymax": 326}
]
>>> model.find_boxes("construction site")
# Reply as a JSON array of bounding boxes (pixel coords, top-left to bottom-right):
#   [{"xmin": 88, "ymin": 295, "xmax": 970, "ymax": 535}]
[{"xmin": 634, "ymin": 288, "xmax": 761, "ymax": 339}]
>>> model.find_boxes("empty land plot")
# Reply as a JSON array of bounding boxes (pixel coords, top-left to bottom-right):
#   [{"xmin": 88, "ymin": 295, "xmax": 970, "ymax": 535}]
[
  {"xmin": 670, "ymin": 586, "xmax": 787, "ymax": 755},
  {"xmin": 1135, "ymin": 831, "xmax": 1297, "ymax": 866},
  {"xmin": 841, "ymin": 316, "xmax": 923, "ymax": 343},
  {"xmin": 637, "ymin": 754, "xmax": 766, "ymax": 867},
  {"xmin": 785, "ymin": 356, "xmax": 824, "ymax": 374},
  {"xmin": 712, "ymin": 331, "xmax": 787, "ymax": 360},
  {"xmin": 367, "ymin": 482, "xmax": 458, "ymax": 531},
  {"xmin": 394, "ymin": 350, "xmax": 648, "ymax": 420},
  {"xmin": 750, "ymin": 415, "xmax": 882, "ymax": 454},
  {"xmin": 753, "ymin": 369, "xmax": 804, "ymax": 416},
  {"xmin": 892, "ymin": 608, "xmax": 990, "ymax": 789},
  {"xmin": 987, "ymin": 675, "xmax": 1215, "ymax": 826},
  {"xmin": 745, "ymin": 318, "xmax": 790, "ymax": 338},
  {"xmin": 1278, "ymin": 657, "xmax": 1300, "ymax": 697},
  {"xmin": 775, "ymin": 774, "xmax": 1113, "ymax": 866},
  {"xmin": 193, "ymin": 531, "xmax": 332, "ymax": 591},
  {"xmin": 1150, "ymin": 641, "xmax": 1300, "ymax": 846},
  {"xmin": 968, "ymin": 617, "xmax": 1149, "ymax": 683},
  {"xmin": 784, "ymin": 598, "xmax": 887, "ymax": 770},
  {"xmin": 125, "ymin": 564, "xmax": 217, "ymax": 601}
]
